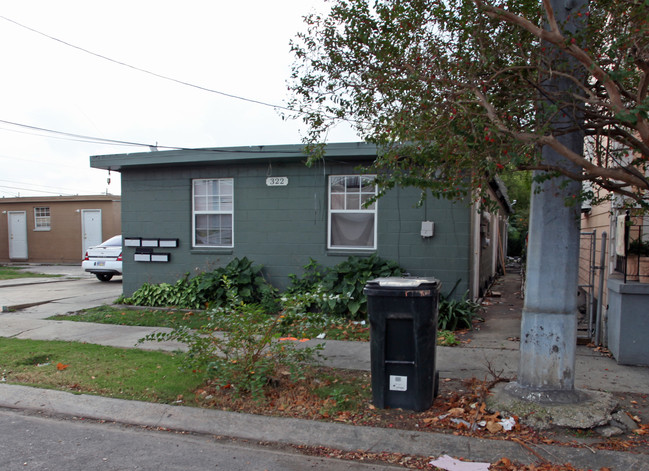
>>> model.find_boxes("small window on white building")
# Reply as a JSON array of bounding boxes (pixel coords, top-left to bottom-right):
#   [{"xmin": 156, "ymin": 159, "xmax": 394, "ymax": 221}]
[
  {"xmin": 328, "ymin": 175, "xmax": 377, "ymax": 249},
  {"xmin": 192, "ymin": 178, "xmax": 233, "ymax": 248},
  {"xmin": 34, "ymin": 207, "xmax": 51, "ymax": 231}
]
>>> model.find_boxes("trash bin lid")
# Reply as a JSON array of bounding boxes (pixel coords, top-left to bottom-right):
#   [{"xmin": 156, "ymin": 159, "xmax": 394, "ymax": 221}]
[{"xmin": 366, "ymin": 277, "xmax": 440, "ymax": 288}]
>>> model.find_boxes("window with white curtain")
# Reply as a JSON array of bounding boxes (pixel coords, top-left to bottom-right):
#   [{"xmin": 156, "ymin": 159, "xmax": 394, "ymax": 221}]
[
  {"xmin": 192, "ymin": 178, "xmax": 233, "ymax": 248},
  {"xmin": 328, "ymin": 175, "xmax": 377, "ymax": 249}
]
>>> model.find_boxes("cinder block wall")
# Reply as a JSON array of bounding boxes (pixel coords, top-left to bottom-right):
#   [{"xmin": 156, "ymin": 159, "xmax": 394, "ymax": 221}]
[{"xmin": 120, "ymin": 161, "xmax": 471, "ymax": 297}]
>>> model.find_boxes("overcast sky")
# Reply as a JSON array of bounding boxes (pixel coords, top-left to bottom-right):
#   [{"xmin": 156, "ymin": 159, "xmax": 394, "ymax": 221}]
[{"xmin": 0, "ymin": 1, "xmax": 358, "ymax": 198}]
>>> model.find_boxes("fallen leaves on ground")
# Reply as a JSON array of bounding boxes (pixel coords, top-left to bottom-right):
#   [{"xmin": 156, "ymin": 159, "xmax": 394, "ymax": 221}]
[
  {"xmin": 292, "ymin": 445, "xmax": 434, "ymax": 469},
  {"xmin": 490, "ymin": 458, "xmax": 588, "ymax": 470},
  {"xmin": 192, "ymin": 369, "xmax": 649, "ymax": 469},
  {"xmin": 634, "ymin": 423, "xmax": 649, "ymax": 435}
]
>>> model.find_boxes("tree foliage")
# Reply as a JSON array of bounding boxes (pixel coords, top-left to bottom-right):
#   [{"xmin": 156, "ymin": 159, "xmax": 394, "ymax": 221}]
[
  {"xmin": 501, "ymin": 171, "xmax": 532, "ymax": 256},
  {"xmin": 289, "ymin": 0, "xmax": 649, "ymax": 207}
]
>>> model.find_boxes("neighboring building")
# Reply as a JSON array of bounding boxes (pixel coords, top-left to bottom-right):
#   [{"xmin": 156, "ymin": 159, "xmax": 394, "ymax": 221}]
[
  {"xmin": 90, "ymin": 142, "xmax": 510, "ymax": 298},
  {"xmin": 0, "ymin": 195, "xmax": 121, "ymax": 264},
  {"xmin": 578, "ymin": 139, "xmax": 649, "ymax": 365},
  {"xmin": 578, "ymin": 192, "xmax": 612, "ymax": 341}
]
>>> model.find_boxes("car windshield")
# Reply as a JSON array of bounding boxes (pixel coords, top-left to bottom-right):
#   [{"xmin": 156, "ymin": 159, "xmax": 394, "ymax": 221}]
[{"xmin": 99, "ymin": 235, "xmax": 122, "ymax": 247}]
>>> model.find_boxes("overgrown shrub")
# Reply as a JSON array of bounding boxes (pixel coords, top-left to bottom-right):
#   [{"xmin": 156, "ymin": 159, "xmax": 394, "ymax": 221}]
[
  {"xmin": 121, "ymin": 254, "xmax": 403, "ymax": 320},
  {"xmin": 119, "ymin": 257, "xmax": 277, "ymax": 310},
  {"xmin": 121, "ymin": 274, "xmax": 201, "ymax": 308},
  {"xmin": 195, "ymin": 257, "xmax": 279, "ymax": 310},
  {"xmin": 286, "ymin": 254, "xmax": 403, "ymax": 320},
  {"xmin": 140, "ymin": 277, "xmax": 322, "ymax": 400},
  {"xmin": 437, "ymin": 280, "xmax": 482, "ymax": 331}
]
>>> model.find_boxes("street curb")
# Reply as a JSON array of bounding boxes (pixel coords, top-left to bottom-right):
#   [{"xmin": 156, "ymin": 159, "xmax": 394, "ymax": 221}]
[
  {"xmin": 0, "ymin": 277, "xmax": 82, "ymax": 289},
  {"xmin": 0, "ymin": 384, "xmax": 646, "ymax": 469},
  {"xmin": 2, "ymin": 298, "xmax": 67, "ymax": 312}
]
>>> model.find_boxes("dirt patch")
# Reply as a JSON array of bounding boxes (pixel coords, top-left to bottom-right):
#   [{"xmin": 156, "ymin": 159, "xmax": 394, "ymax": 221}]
[{"xmin": 191, "ymin": 367, "xmax": 649, "ymax": 463}]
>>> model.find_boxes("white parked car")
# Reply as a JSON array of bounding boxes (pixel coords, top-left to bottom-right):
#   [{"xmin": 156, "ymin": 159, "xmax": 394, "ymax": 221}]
[{"xmin": 82, "ymin": 235, "xmax": 122, "ymax": 281}]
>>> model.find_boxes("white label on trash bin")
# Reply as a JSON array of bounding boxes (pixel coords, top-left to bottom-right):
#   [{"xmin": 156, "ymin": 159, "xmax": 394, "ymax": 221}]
[{"xmin": 389, "ymin": 375, "xmax": 408, "ymax": 391}]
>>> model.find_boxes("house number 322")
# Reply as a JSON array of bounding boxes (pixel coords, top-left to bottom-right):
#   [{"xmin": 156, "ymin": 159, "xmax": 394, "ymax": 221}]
[{"xmin": 266, "ymin": 177, "xmax": 288, "ymax": 186}]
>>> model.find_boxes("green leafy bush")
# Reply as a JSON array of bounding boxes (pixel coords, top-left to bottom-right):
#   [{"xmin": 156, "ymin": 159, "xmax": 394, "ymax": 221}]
[
  {"xmin": 286, "ymin": 258, "xmax": 326, "ymax": 295},
  {"xmin": 287, "ymin": 254, "xmax": 403, "ymax": 320},
  {"xmin": 438, "ymin": 280, "xmax": 481, "ymax": 331},
  {"xmin": 195, "ymin": 257, "xmax": 278, "ymax": 309},
  {"xmin": 276, "ymin": 285, "xmax": 344, "ymax": 336},
  {"xmin": 140, "ymin": 277, "xmax": 322, "ymax": 400},
  {"xmin": 121, "ymin": 275, "xmax": 202, "ymax": 308},
  {"xmin": 119, "ymin": 257, "xmax": 277, "ymax": 310},
  {"xmin": 628, "ymin": 238, "xmax": 649, "ymax": 256}
]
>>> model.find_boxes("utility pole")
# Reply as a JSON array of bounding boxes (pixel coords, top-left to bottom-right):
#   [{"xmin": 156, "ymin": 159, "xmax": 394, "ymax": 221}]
[{"xmin": 506, "ymin": 0, "xmax": 589, "ymax": 403}]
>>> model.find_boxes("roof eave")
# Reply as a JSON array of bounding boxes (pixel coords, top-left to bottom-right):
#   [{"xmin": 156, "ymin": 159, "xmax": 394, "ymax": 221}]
[{"xmin": 90, "ymin": 142, "xmax": 377, "ymax": 171}]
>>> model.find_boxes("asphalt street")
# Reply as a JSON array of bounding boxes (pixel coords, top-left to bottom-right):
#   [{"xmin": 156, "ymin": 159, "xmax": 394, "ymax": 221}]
[{"xmin": 0, "ymin": 408, "xmax": 399, "ymax": 471}]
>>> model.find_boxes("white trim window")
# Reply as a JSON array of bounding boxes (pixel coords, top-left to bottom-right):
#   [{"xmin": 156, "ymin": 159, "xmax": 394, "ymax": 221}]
[
  {"xmin": 34, "ymin": 207, "xmax": 51, "ymax": 231},
  {"xmin": 328, "ymin": 175, "xmax": 377, "ymax": 249},
  {"xmin": 192, "ymin": 178, "xmax": 233, "ymax": 248}
]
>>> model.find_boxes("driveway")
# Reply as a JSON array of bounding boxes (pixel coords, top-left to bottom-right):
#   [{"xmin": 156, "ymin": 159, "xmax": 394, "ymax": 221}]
[
  {"xmin": 0, "ymin": 265, "xmax": 122, "ymax": 316},
  {"xmin": 0, "ymin": 265, "xmax": 184, "ymax": 351}
]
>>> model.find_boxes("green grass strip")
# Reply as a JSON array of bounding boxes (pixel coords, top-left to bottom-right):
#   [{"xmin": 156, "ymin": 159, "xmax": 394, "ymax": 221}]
[
  {"xmin": 49, "ymin": 306, "xmax": 209, "ymax": 329},
  {"xmin": 0, "ymin": 338, "xmax": 203, "ymax": 404},
  {"xmin": 0, "ymin": 266, "xmax": 61, "ymax": 280}
]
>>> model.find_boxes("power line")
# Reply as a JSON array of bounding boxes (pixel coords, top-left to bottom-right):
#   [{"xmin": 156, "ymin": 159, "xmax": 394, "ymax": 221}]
[
  {"xmin": 0, "ymin": 178, "xmax": 96, "ymax": 194},
  {"xmin": 0, "ymin": 179, "xmax": 112, "ymax": 196},
  {"xmin": 0, "ymin": 184, "xmax": 78, "ymax": 196},
  {"xmin": 0, "ymin": 151, "xmax": 100, "ymax": 172},
  {"xmin": 0, "ymin": 14, "xmax": 359, "ymax": 127},
  {"xmin": 0, "ymin": 173, "xmax": 113, "ymax": 195},
  {"xmin": 0, "ymin": 16, "xmax": 364, "ymax": 155},
  {"xmin": 0, "ymin": 119, "xmax": 316, "ymax": 154},
  {"xmin": 0, "ymin": 117, "xmax": 369, "ymax": 156},
  {"xmin": 0, "ymin": 125, "xmax": 154, "ymax": 150},
  {"xmin": 0, "ymin": 15, "xmax": 363, "ymax": 153},
  {"xmin": 0, "ymin": 119, "xmax": 175, "ymax": 149},
  {"xmin": 0, "ymin": 14, "xmax": 293, "ymax": 113}
]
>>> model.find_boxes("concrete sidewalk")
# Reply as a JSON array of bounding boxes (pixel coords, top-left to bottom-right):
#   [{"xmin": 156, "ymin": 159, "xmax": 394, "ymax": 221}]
[
  {"xmin": 1, "ymin": 265, "xmax": 648, "ymax": 469},
  {"xmin": 3, "ymin": 266, "xmax": 646, "ymax": 393}
]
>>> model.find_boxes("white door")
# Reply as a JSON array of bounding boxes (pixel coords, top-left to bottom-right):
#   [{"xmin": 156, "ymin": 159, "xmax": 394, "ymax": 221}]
[
  {"xmin": 8, "ymin": 211, "xmax": 28, "ymax": 260},
  {"xmin": 81, "ymin": 209, "xmax": 103, "ymax": 255}
]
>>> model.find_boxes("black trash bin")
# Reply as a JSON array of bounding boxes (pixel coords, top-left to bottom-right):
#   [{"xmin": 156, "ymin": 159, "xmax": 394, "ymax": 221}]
[{"xmin": 364, "ymin": 277, "xmax": 440, "ymax": 411}]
